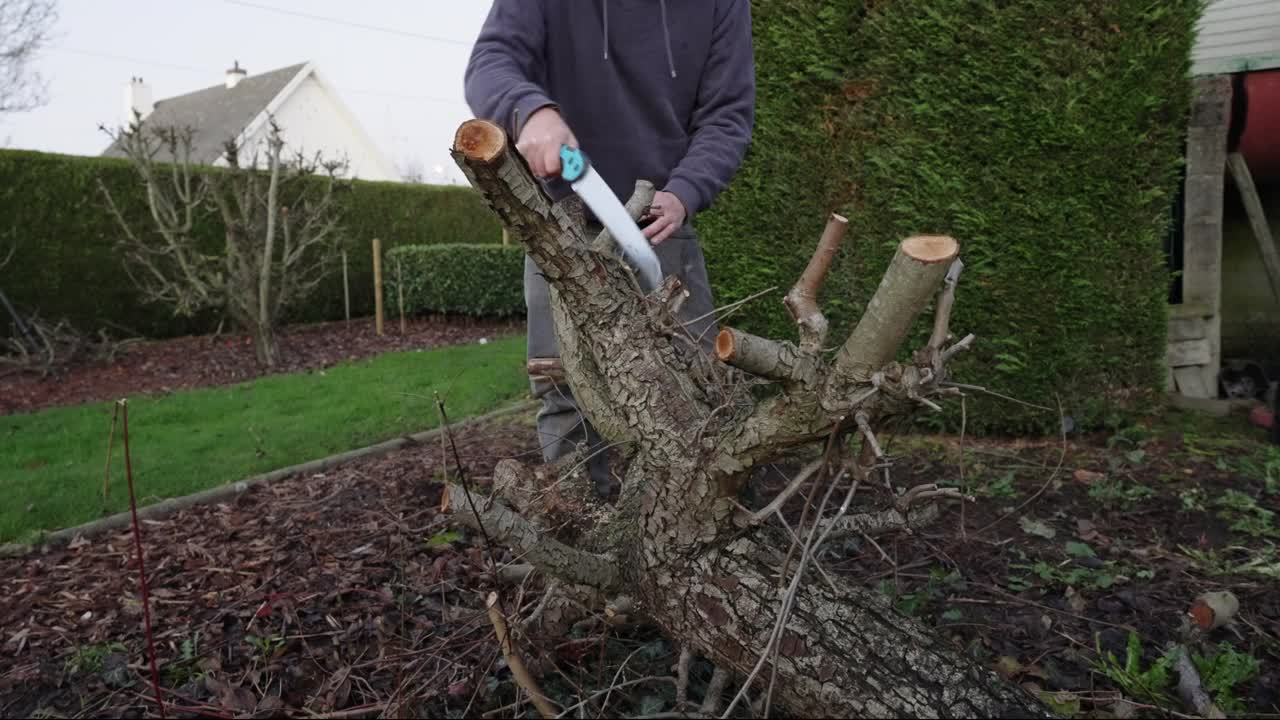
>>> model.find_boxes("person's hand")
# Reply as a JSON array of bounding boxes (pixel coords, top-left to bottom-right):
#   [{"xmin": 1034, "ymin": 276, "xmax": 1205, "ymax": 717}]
[
  {"xmin": 516, "ymin": 107, "xmax": 577, "ymax": 178},
  {"xmin": 641, "ymin": 191, "xmax": 687, "ymax": 245}
]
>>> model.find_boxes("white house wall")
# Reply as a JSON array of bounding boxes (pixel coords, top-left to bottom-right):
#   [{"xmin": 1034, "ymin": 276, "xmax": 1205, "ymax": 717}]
[
  {"xmin": 238, "ymin": 74, "xmax": 399, "ymax": 182},
  {"xmin": 1193, "ymin": 0, "xmax": 1280, "ymax": 75}
]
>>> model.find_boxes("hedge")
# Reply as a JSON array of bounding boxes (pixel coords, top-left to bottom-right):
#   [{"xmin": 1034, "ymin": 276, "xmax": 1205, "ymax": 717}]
[
  {"xmin": 698, "ymin": 0, "xmax": 1198, "ymax": 434},
  {"xmin": 385, "ymin": 244, "xmax": 525, "ymax": 318},
  {"xmin": 0, "ymin": 150, "xmax": 503, "ymax": 338}
]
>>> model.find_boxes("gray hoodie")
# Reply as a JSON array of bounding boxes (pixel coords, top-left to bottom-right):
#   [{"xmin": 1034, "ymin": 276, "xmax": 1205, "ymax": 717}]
[{"xmin": 463, "ymin": 0, "xmax": 755, "ymax": 218}]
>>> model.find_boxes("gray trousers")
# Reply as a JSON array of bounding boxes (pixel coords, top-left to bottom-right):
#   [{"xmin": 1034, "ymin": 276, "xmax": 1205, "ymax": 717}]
[{"xmin": 525, "ymin": 225, "xmax": 718, "ymax": 496}]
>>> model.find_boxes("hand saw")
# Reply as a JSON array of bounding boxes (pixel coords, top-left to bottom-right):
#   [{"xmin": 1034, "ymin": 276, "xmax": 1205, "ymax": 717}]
[{"xmin": 558, "ymin": 145, "xmax": 663, "ymax": 290}]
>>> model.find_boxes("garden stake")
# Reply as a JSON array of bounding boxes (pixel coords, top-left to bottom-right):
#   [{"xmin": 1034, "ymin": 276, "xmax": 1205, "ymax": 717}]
[
  {"xmin": 102, "ymin": 400, "xmax": 120, "ymax": 506},
  {"xmin": 396, "ymin": 257, "xmax": 406, "ymax": 335},
  {"xmin": 342, "ymin": 249, "xmax": 351, "ymax": 327},
  {"xmin": 120, "ymin": 399, "xmax": 166, "ymax": 718}
]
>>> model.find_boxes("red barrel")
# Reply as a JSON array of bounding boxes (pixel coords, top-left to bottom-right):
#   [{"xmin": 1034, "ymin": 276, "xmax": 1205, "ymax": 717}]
[{"xmin": 1238, "ymin": 69, "xmax": 1280, "ymax": 182}]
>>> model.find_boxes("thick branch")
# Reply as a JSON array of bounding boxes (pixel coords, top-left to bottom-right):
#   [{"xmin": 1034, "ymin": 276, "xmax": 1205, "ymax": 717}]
[
  {"xmin": 442, "ymin": 484, "xmax": 618, "ymax": 590},
  {"xmin": 784, "ymin": 213, "xmax": 848, "ymax": 351},
  {"xmin": 452, "ymin": 120, "xmax": 619, "ymax": 303},
  {"xmin": 829, "ymin": 235, "xmax": 958, "ymax": 388},
  {"xmin": 715, "ymin": 328, "xmax": 821, "ymax": 386}
]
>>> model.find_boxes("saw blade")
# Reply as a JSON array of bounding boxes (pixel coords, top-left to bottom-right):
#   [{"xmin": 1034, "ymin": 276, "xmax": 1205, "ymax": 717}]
[{"xmin": 559, "ymin": 146, "xmax": 663, "ymax": 290}]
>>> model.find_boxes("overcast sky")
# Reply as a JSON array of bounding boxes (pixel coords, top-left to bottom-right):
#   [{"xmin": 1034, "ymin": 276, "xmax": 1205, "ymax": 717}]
[{"xmin": 0, "ymin": 0, "xmax": 495, "ymax": 184}]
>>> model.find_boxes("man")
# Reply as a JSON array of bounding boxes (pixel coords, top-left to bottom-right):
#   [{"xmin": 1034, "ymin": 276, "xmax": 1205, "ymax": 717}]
[{"xmin": 464, "ymin": 0, "xmax": 755, "ymax": 497}]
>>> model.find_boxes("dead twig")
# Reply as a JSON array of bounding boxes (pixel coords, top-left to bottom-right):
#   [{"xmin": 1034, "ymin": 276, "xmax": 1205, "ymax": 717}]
[
  {"xmin": 120, "ymin": 400, "xmax": 166, "ymax": 719},
  {"xmin": 486, "ymin": 592, "xmax": 557, "ymax": 719}
]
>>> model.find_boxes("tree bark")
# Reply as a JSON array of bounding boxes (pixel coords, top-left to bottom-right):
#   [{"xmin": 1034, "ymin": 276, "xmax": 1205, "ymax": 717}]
[{"xmin": 449, "ymin": 119, "xmax": 1045, "ymax": 718}]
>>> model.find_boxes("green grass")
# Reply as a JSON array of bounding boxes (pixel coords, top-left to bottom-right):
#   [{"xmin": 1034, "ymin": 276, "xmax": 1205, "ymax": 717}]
[{"xmin": 0, "ymin": 336, "xmax": 528, "ymax": 543}]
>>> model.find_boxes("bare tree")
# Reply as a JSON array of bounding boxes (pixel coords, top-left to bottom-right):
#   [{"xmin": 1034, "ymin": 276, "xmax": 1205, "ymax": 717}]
[
  {"xmin": 0, "ymin": 0, "xmax": 57, "ymax": 114},
  {"xmin": 100, "ymin": 118, "xmax": 348, "ymax": 366},
  {"xmin": 445, "ymin": 120, "xmax": 1047, "ymax": 717}
]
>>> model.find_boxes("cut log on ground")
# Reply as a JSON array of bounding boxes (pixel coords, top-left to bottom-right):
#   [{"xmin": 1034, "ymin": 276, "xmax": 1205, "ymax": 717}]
[{"xmin": 446, "ymin": 118, "xmax": 1046, "ymax": 718}]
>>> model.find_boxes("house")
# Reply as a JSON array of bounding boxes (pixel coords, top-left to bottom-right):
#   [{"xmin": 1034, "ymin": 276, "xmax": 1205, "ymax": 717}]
[
  {"xmin": 1167, "ymin": 0, "xmax": 1280, "ymax": 404},
  {"xmin": 102, "ymin": 61, "xmax": 400, "ymax": 183}
]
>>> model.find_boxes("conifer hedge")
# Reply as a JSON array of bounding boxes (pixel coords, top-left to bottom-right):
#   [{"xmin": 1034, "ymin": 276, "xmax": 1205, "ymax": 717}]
[
  {"xmin": 699, "ymin": 0, "xmax": 1198, "ymax": 433},
  {"xmin": 0, "ymin": 150, "xmax": 502, "ymax": 337}
]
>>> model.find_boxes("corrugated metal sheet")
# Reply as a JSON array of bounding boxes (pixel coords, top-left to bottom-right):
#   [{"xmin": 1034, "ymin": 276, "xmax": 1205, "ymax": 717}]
[{"xmin": 1192, "ymin": 0, "xmax": 1280, "ymax": 75}]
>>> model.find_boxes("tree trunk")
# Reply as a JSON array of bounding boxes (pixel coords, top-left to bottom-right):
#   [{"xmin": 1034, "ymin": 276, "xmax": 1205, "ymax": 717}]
[
  {"xmin": 446, "ymin": 120, "xmax": 1047, "ymax": 718},
  {"xmin": 252, "ymin": 321, "xmax": 279, "ymax": 368}
]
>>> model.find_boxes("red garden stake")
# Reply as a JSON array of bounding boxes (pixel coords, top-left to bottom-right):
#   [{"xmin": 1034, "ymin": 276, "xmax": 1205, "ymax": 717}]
[{"xmin": 120, "ymin": 399, "xmax": 166, "ymax": 718}]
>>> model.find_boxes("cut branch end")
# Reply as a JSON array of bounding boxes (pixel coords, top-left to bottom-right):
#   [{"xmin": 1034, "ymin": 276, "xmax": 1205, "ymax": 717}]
[
  {"xmin": 453, "ymin": 120, "xmax": 506, "ymax": 163},
  {"xmin": 901, "ymin": 234, "xmax": 958, "ymax": 264}
]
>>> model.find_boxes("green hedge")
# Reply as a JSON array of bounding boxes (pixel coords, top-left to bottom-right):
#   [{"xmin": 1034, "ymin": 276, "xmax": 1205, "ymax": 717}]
[
  {"xmin": 698, "ymin": 0, "xmax": 1198, "ymax": 433},
  {"xmin": 385, "ymin": 244, "xmax": 525, "ymax": 317},
  {"xmin": 0, "ymin": 150, "xmax": 503, "ymax": 337}
]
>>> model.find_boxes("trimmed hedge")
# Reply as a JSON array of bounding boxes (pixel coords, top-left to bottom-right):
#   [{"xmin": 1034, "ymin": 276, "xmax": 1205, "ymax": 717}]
[
  {"xmin": 386, "ymin": 244, "xmax": 525, "ymax": 317},
  {"xmin": 0, "ymin": 150, "xmax": 503, "ymax": 337},
  {"xmin": 698, "ymin": 0, "xmax": 1198, "ymax": 433}
]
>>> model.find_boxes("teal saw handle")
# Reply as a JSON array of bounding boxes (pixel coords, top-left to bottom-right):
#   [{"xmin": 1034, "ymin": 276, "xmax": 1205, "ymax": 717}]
[{"xmin": 559, "ymin": 145, "xmax": 589, "ymax": 183}]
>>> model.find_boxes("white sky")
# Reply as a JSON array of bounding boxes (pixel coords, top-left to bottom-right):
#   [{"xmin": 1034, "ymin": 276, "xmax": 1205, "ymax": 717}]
[{"xmin": 0, "ymin": 0, "xmax": 495, "ymax": 184}]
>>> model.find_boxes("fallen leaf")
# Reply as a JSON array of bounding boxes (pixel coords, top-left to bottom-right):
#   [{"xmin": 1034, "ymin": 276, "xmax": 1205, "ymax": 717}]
[
  {"xmin": 1019, "ymin": 517, "xmax": 1056, "ymax": 539},
  {"xmin": 1073, "ymin": 469, "xmax": 1104, "ymax": 483},
  {"xmin": 994, "ymin": 655, "xmax": 1023, "ymax": 679}
]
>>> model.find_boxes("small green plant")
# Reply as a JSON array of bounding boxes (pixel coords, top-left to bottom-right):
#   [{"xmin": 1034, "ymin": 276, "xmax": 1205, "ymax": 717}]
[
  {"xmin": 1213, "ymin": 490, "xmax": 1278, "ymax": 538},
  {"xmin": 1179, "ymin": 487, "xmax": 1207, "ymax": 512},
  {"xmin": 1236, "ymin": 446, "xmax": 1280, "ymax": 495},
  {"xmin": 1181, "ymin": 544, "xmax": 1280, "ymax": 579},
  {"xmin": 879, "ymin": 567, "xmax": 964, "ymax": 616},
  {"xmin": 163, "ymin": 631, "xmax": 205, "ymax": 687},
  {"xmin": 245, "ymin": 634, "xmax": 286, "ymax": 664},
  {"xmin": 1092, "ymin": 632, "xmax": 1175, "ymax": 707},
  {"xmin": 976, "ymin": 471, "xmax": 1020, "ymax": 499},
  {"xmin": 1088, "ymin": 478, "xmax": 1156, "ymax": 510},
  {"xmin": 1193, "ymin": 643, "xmax": 1260, "ymax": 715},
  {"xmin": 64, "ymin": 641, "xmax": 125, "ymax": 674},
  {"xmin": 426, "ymin": 529, "xmax": 463, "ymax": 548}
]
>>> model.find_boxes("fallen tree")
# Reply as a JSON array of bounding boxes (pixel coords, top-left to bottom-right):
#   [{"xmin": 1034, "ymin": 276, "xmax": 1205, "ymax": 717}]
[{"xmin": 445, "ymin": 119, "xmax": 1046, "ymax": 718}]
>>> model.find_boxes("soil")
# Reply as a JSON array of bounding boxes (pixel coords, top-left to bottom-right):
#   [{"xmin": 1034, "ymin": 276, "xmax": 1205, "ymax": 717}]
[
  {"xmin": 2, "ymin": 414, "xmax": 1278, "ymax": 718},
  {"xmin": 0, "ymin": 317, "xmax": 522, "ymax": 416}
]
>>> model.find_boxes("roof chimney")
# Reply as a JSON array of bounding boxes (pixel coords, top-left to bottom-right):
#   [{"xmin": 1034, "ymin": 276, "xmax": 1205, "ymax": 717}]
[
  {"xmin": 226, "ymin": 60, "xmax": 247, "ymax": 89},
  {"xmin": 122, "ymin": 76, "xmax": 154, "ymax": 127}
]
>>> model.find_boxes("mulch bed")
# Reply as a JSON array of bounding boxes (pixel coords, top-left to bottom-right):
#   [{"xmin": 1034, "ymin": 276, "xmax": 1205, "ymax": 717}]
[
  {"xmin": 1, "ymin": 317, "xmax": 523, "ymax": 416},
  {"xmin": 2, "ymin": 414, "xmax": 1278, "ymax": 717},
  {"xmin": 1, "ymin": 418, "xmax": 545, "ymax": 719}
]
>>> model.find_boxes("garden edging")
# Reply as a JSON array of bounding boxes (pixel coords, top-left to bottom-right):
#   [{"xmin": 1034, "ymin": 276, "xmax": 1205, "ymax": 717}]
[{"xmin": 0, "ymin": 400, "xmax": 536, "ymax": 558}]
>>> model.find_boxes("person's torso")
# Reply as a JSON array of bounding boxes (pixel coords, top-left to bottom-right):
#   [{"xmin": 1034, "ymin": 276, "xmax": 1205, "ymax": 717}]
[{"xmin": 538, "ymin": 0, "xmax": 719, "ymax": 202}]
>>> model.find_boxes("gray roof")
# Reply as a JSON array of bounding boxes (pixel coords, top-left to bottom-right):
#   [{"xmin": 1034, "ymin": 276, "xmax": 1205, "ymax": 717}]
[{"xmin": 102, "ymin": 62, "xmax": 307, "ymax": 164}]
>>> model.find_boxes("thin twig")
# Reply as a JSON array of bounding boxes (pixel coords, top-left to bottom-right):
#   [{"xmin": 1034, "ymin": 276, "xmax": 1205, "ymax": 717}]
[
  {"xmin": 120, "ymin": 400, "xmax": 166, "ymax": 719},
  {"xmin": 972, "ymin": 395, "xmax": 1066, "ymax": 537},
  {"xmin": 554, "ymin": 677, "xmax": 675, "ymax": 718},
  {"xmin": 675, "ymin": 646, "xmax": 694, "ymax": 708},
  {"xmin": 750, "ymin": 456, "xmax": 824, "ymax": 523},
  {"xmin": 940, "ymin": 382, "xmax": 1053, "ymax": 412},
  {"xmin": 486, "ymin": 592, "xmax": 557, "ymax": 719},
  {"xmin": 700, "ymin": 667, "xmax": 730, "ymax": 717}
]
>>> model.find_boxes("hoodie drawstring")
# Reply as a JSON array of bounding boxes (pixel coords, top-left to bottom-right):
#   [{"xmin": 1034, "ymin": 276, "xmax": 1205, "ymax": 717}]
[
  {"xmin": 659, "ymin": 0, "xmax": 677, "ymax": 78},
  {"xmin": 602, "ymin": 0, "xmax": 677, "ymax": 78}
]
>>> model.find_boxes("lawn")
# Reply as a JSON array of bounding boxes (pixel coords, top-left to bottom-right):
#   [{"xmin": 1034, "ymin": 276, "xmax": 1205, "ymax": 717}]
[{"xmin": 0, "ymin": 335, "xmax": 528, "ymax": 543}]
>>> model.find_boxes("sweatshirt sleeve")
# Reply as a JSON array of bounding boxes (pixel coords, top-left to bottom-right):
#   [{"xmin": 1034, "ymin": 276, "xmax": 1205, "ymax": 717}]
[
  {"xmin": 463, "ymin": 0, "xmax": 554, "ymax": 141},
  {"xmin": 663, "ymin": 0, "xmax": 755, "ymax": 217}
]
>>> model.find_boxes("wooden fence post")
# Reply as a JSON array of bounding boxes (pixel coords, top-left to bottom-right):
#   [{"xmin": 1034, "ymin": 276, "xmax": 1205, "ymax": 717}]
[
  {"xmin": 341, "ymin": 250, "xmax": 351, "ymax": 327},
  {"xmin": 396, "ymin": 257, "xmax": 406, "ymax": 335},
  {"xmin": 373, "ymin": 238, "xmax": 384, "ymax": 336}
]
